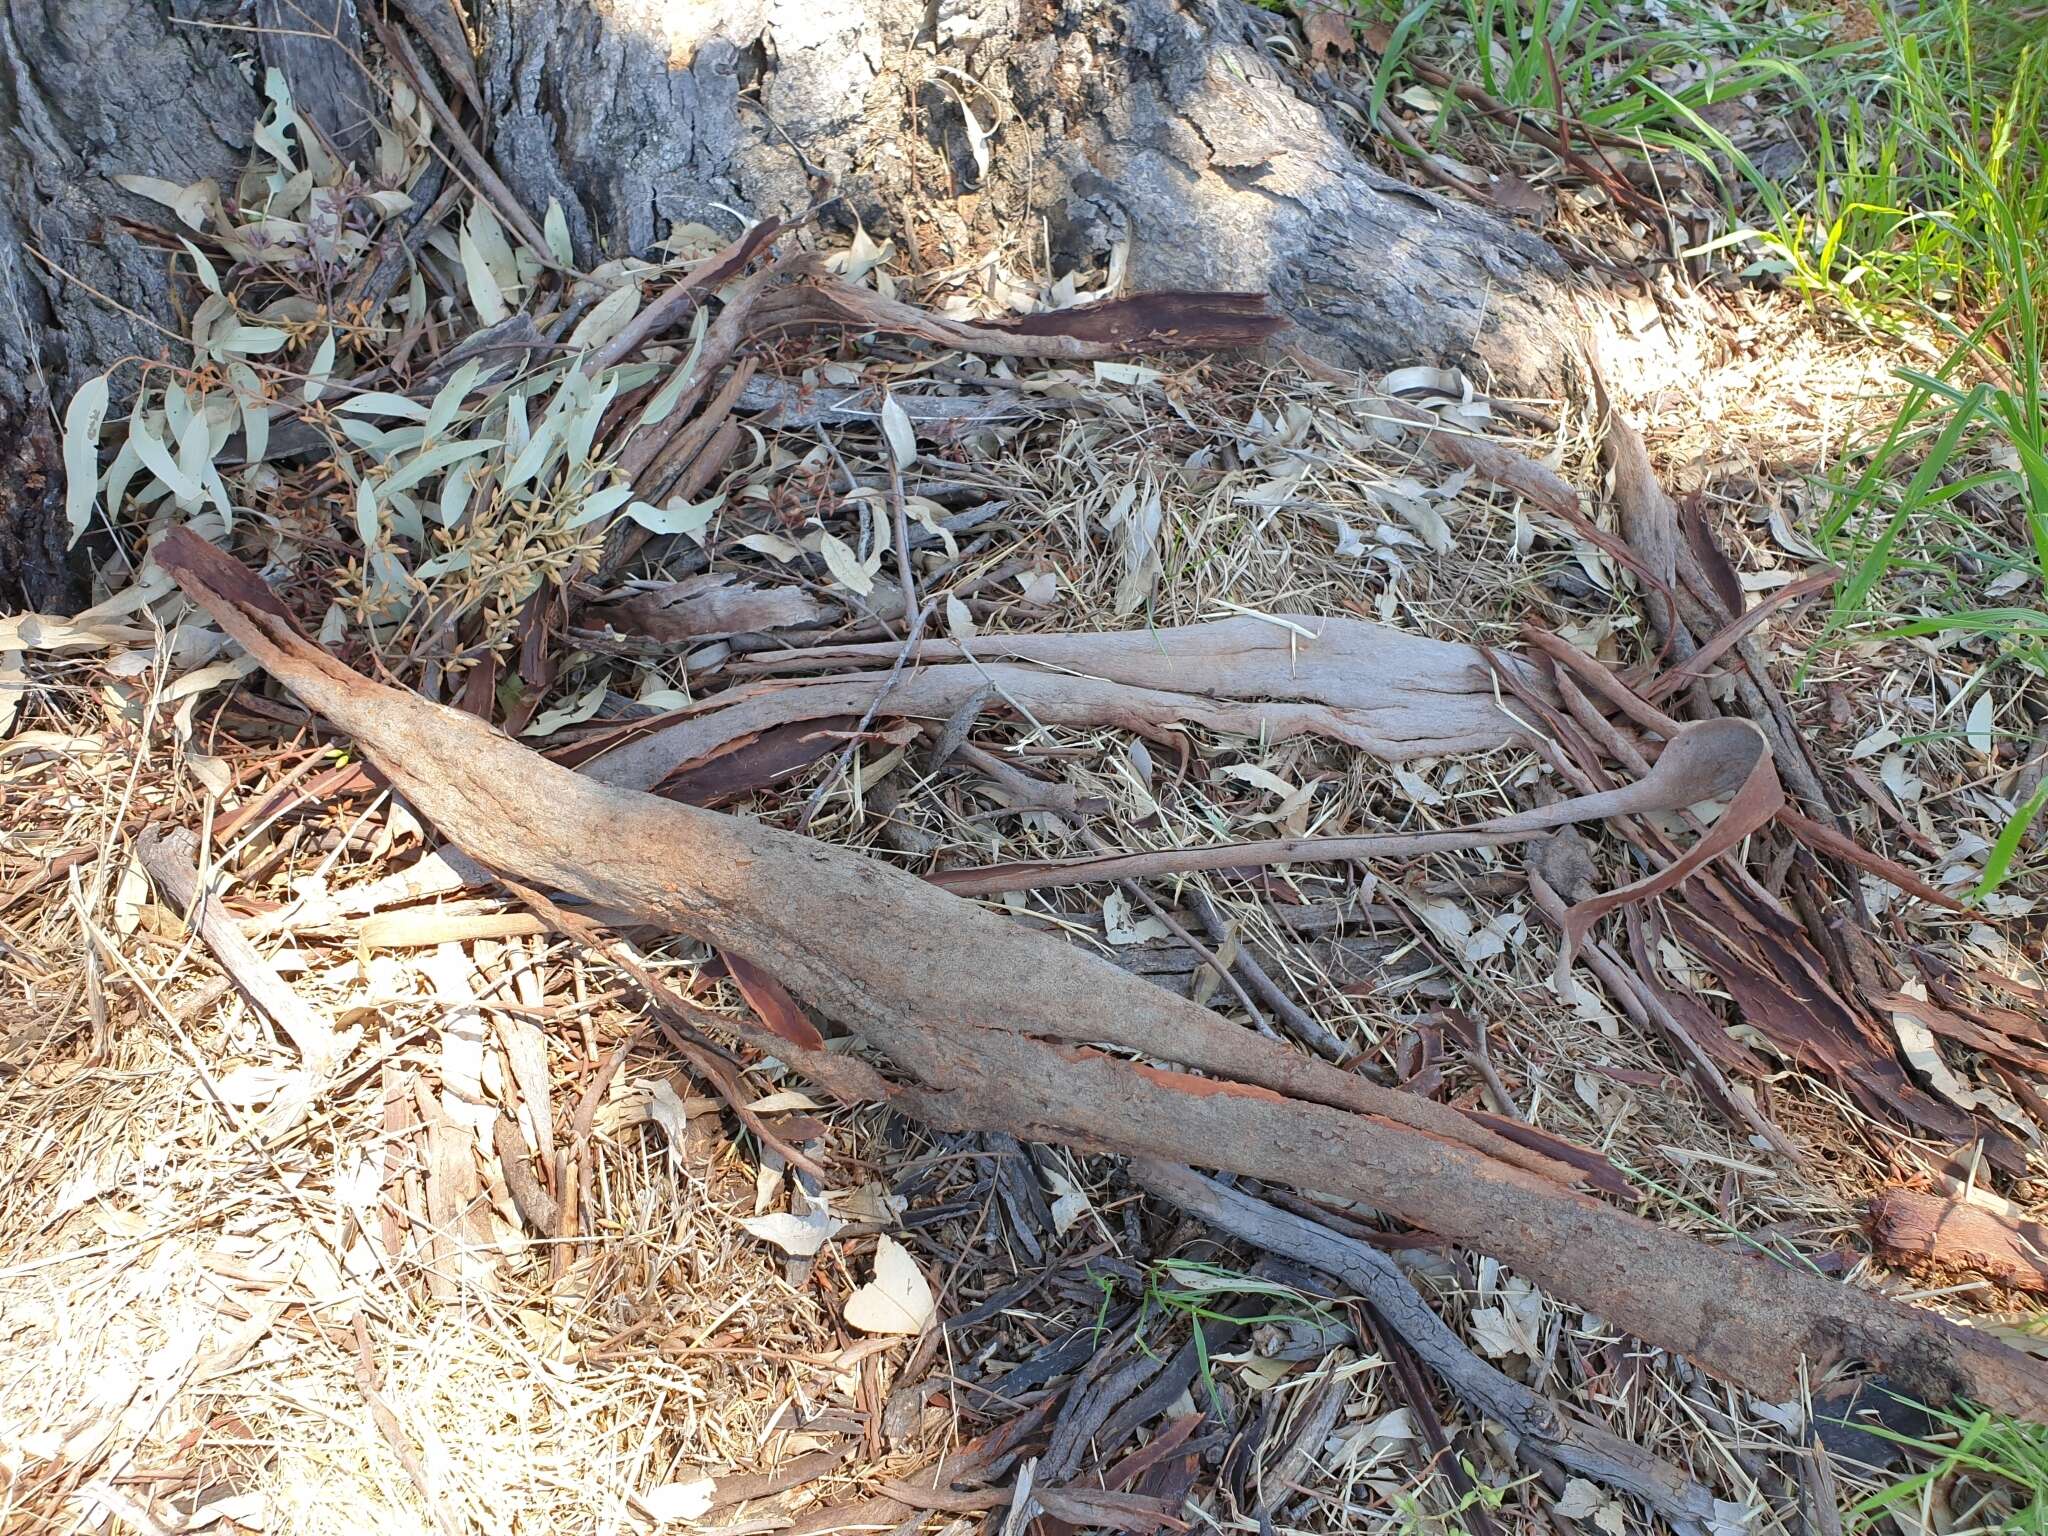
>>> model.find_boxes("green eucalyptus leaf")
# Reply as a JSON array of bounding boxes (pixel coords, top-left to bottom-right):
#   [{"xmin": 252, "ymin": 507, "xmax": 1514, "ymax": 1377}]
[
  {"xmin": 101, "ymin": 436, "xmax": 145, "ymax": 522},
  {"xmin": 439, "ymin": 464, "xmax": 476, "ymax": 528},
  {"xmin": 61, "ymin": 374, "xmax": 111, "ymax": 545},
  {"xmin": 639, "ymin": 308, "xmax": 709, "ymax": 427},
  {"xmin": 131, "ymin": 408, "xmax": 198, "ymax": 501},
  {"xmin": 173, "ymin": 411, "xmax": 214, "ymax": 507},
  {"xmin": 305, "ymin": 331, "xmax": 337, "ymax": 403},
  {"xmin": 625, "ymin": 492, "xmax": 723, "ymax": 538},
  {"xmin": 424, "ymin": 361, "xmax": 485, "ymax": 443},
  {"xmin": 459, "ymin": 221, "xmax": 509, "ymax": 324},
  {"xmin": 179, "ymin": 237, "xmax": 222, "ymax": 296},
  {"xmin": 228, "ymin": 363, "xmax": 270, "ymax": 466},
  {"xmin": 384, "ymin": 437, "xmax": 503, "ymax": 498},
  {"xmin": 567, "ymin": 482, "xmax": 635, "ymax": 528},
  {"xmin": 544, "ymin": 197, "xmax": 574, "ymax": 266},
  {"xmin": 502, "ymin": 414, "xmax": 563, "ymax": 491},
  {"xmin": 355, "ymin": 479, "xmax": 382, "ymax": 545},
  {"xmin": 334, "ymin": 391, "xmax": 430, "ymax": 421}
]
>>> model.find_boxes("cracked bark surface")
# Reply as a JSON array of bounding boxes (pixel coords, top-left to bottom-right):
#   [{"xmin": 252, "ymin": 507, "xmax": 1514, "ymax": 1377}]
[
  {"xmin": 2, "ymin": 0, "xmax": 1578, "ymax": 611},
  {"xmin": 0, "ymin": 0, "xmax": 255, "ymax": 609}
]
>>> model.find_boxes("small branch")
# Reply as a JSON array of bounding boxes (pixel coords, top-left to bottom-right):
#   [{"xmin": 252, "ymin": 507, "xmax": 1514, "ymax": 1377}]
[{"xmin": 886, "ymin": 438, "xmax": 920, "ymax": 623}]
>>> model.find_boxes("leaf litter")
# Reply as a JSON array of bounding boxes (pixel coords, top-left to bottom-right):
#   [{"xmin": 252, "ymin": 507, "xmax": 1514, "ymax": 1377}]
[{"xmin": 4, "ymin": 23, "xmax": 2048, "ymax": 1536}]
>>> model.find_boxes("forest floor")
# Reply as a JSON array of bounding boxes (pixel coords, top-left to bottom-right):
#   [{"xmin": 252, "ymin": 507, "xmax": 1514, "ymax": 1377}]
[{"xmin": 2, "ymin": 3, "xmax": 2045, "ymax": 1534}]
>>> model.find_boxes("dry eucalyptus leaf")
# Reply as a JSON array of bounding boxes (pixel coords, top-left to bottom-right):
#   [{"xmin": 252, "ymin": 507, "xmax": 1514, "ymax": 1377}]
[
  {"xmin": 647, "ymin": 1079, "xmax": 693, "ymax": 1153},
  {"xmin": 747, "ymin": 1089, "xmax": 822, "ymax": 1114},
  {"xmin": 1044, "ymin": 1167, "xmax": 1092, "ymax": 1235},
  {"xmin": 880, "ymin": 391, "xmax": 918, "ymax": 466},
  {"xmin": 1300, "ymin": 6, "xmax": 1354, "ymax": 59},
  {"xmin": 1103, "ymin": 889, "xmax": 1172, "ymax": 947},
  {"xmin": 844, "ymin": 1233, "xmax": 935, "ymax": 1334},
  {"xmin": 740, "ymin": 1189, "xmax": 840, "ymax": 1257},
  {"xmin": 1966, "ymin": 690, "xmax": 1995, "ymax": 757},
  {"xmin": 638, "ymin": 1479, "xmax": 716, "ymax": 1523},
  {"xmin": 820, "ymin": 531, "xmax": 876, "ymax": 596},
  {"xmin": 944, "ymin": 593, "xmax": 977, "ymax": 643}
]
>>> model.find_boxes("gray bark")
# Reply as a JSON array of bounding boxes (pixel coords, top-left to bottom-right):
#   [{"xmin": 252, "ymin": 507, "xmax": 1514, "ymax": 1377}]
[
  {"xmin": 0, "ymin": 0, "xmax": 1579, "ymax": 612},
  {"xmin": 0, "ymin": 0, "xmax": 255, "ymax": 609}
]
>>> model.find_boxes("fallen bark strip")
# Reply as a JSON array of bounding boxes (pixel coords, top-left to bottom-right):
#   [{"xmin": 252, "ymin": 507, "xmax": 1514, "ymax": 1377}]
[
  {"xmin": 577, "ymin": 615, "xmax": 1552, "ymax": 791},
  {"xmin": 1869, "ymin": 1188, "xmax": 2048, "ymax": 1296},
  {"xmin": 137, "ymin": 825, "xmax": 339, "ymax": 1075},
  {"xmin": 931, "ymin": 716, "xmax": 1771, "ymax": 899},
  {"xmin": 152, "ymin": 529, "xmax": 2048, "ymax": 1419},
  {"xmin": 1132, "ymin": 1161, "xmax": 1723, "ymax": 1534},
  {"xmin": 1597, "ymin": 392, "xmax": 1837, "ymax": 822}
]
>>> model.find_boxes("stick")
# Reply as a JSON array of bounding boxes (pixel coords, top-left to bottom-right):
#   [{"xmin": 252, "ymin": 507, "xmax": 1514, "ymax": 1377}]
[
  {"xmin": 1133, "ymin": 1161, "xmax": 1720, "ymax": 1534},
  {"xmin": 351, "ymin": 1315, "xmax": 461, "ymax": 1536}
]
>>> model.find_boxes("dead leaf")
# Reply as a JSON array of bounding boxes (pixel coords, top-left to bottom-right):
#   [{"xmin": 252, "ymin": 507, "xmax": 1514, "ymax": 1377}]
[
  {"xmin": 1489, "ymin": 173, "xmax": 1552, "ymax": 218},
  {"xmin": 741, "ymin": 1188, "xmax": 840, "ymax": 1257},
  {"xmin": 724, "ymin": 951, "xmax": 827, "ymax": 1051},
  {"xmin": 1299, "ymin": 6, "xmax": 1355, "ymax": 61},
  {"xmin": 638, "ymin": 1478, "xmax": 717, "ymax": 1523},
  {"xmin": 844, "ymin": 1233, "xmax": 935, "ymax": 1334}
]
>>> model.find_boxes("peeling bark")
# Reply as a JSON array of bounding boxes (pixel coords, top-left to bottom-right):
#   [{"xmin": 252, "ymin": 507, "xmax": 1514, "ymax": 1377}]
[{"xmin": 1870, "ymin": 1189, "xmax": 2048, "ymax": 1296}]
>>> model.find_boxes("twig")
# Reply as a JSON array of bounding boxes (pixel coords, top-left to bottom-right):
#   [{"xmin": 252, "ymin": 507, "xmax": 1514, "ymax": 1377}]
[
  {"xmin": 1183, "ymin": 887, "xmax": 1349, "ymax": 1060},
  {"xmin": 136, "ymin": 825, "xmax": 338, "ymax": 1072},
  {"xmin": 369, "ymin": 15, "xmax": 554, "ymax": 262},
  {"xmin": 886, "ymin": 434, "xmax": 920, "ymax": 622},
  {"xmin": 799, "ymin": 597, "xmax": 937, "ymax": 831},
  {"xmin": 351, "ymin": 1315, "xmax": 461, "ymax": 1536}
]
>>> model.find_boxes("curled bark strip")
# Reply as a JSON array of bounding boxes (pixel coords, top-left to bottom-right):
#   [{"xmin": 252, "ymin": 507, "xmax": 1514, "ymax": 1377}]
[
  {"xmin": 933, "ymin": 720, "xmax": 1774, "ymax": 917},
  {"xmin": 1597, "ymin": 392, "xmax": 1837, "ymax": 820},
  {"xmin": 1133, "ymin": 1161, "xmax": 1723, "ymax": 1535},
  {"xmin": 1868, "ymin": 1188, "xmax": 2048, "ymax": 1295},
  {"xmin": 1555, "ymin": 723, "xmax": 1784, "ymax": 983},
  {"xmin": 1777, "ymin": 808, "xmax": 1969, "ymax": 915},
  {"xmin": 1643, "ymin": 569, "xmax": 1840, "ymax": 702},
  {"xmin": 579, "ymin": 615, "xmax": 1550, "ymax": 790},
  {"xmin": 151, "ymin": 529, "xmax": 2048, "ymax": 1418}
]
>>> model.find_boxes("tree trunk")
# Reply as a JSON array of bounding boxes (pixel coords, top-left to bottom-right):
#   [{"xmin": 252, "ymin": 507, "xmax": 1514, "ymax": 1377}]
[
  {"xmin": 0, "ymin": 0, "xmax": 256, "ymax": 610},
  {"xmin": 0, "ymin": 0, "xmax": 1578, "ymax": 612}
]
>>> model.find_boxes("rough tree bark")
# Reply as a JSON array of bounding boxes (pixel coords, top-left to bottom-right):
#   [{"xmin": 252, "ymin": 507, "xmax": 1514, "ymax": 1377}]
[{"xmin": 0, "ymin": 0, "xmax": 1579, "ymax": 612}]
